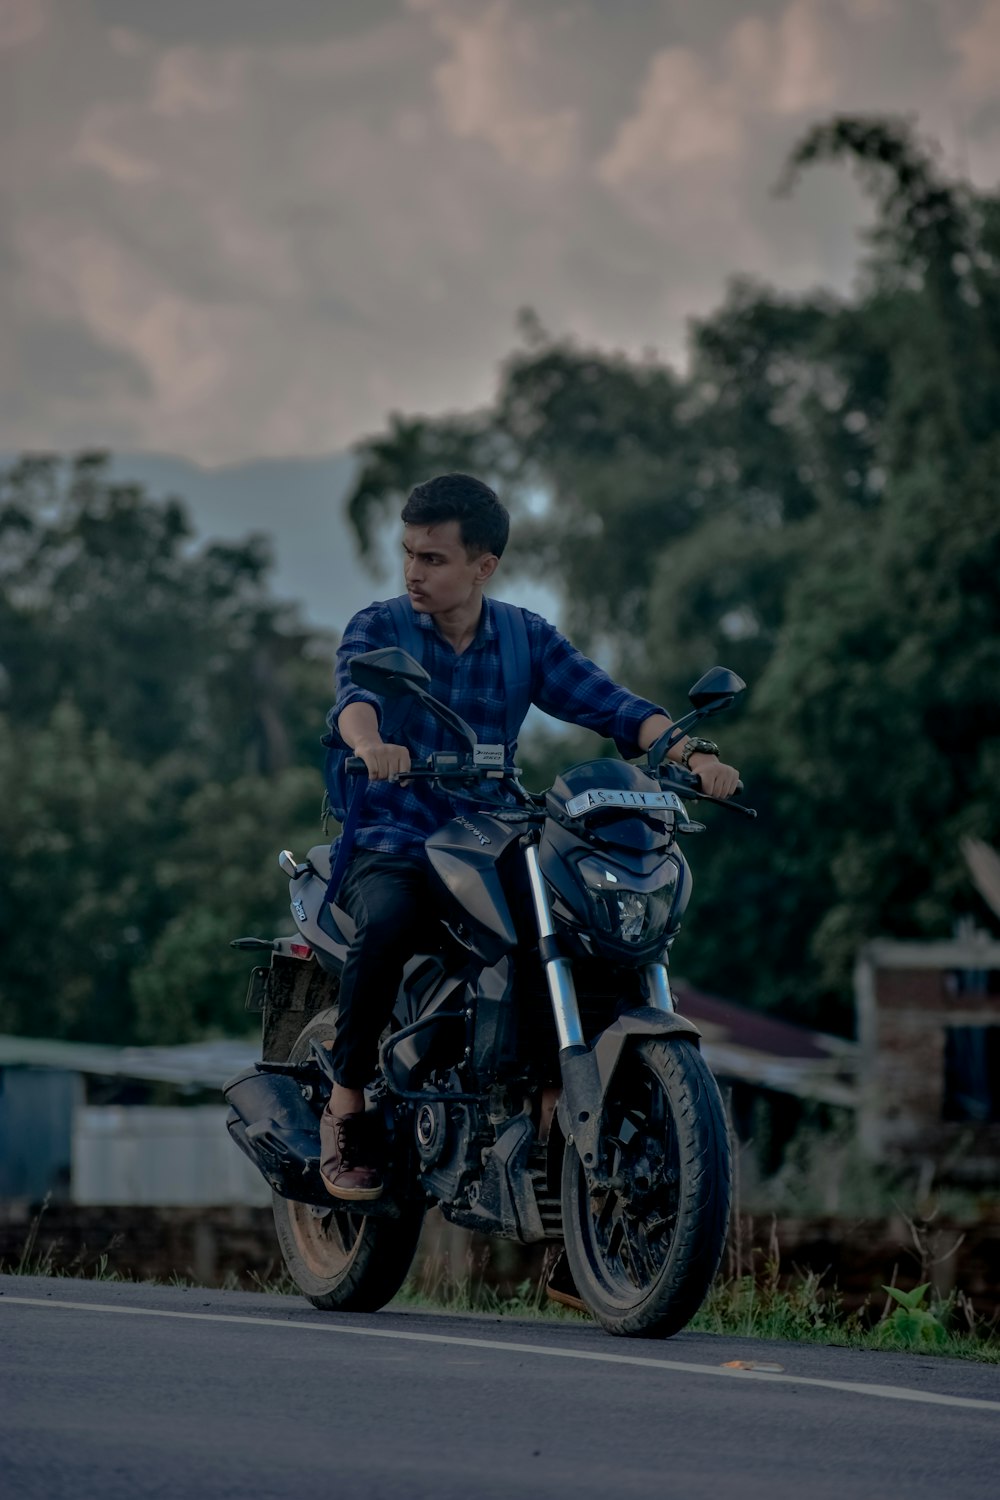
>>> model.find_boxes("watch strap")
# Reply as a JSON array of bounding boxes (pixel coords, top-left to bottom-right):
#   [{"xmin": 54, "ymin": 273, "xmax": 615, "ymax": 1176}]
[{"xmin": 680, "ymin": 736, "xmax": 719, "ymax": 769}]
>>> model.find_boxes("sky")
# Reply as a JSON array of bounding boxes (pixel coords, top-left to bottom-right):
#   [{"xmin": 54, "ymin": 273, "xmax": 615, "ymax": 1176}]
[{"xmin": 4, "ymin": 0, "xmax": 1000, "ymax": 468}]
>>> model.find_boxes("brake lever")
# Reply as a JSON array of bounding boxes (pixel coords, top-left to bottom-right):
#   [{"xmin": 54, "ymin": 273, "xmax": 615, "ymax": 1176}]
[
  {"xmin": 691, "ymin": 787, "xmax": 757, "ymax": 819},
  {"xmin": 659, "ymin": 766, "xmax": 757, "ymax": 818}
]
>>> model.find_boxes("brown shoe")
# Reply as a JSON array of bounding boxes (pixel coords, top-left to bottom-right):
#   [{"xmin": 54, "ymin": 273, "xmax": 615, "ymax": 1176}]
[{"xmin": 319, "ymin": 1106, "xmax": 383, "ymax": 1201}]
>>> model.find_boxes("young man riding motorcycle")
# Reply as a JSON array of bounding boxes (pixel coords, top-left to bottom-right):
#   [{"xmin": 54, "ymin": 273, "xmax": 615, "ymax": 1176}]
[{"xmin": 321, "ymin": 472, "xmax": 740, "ymax": 1200}]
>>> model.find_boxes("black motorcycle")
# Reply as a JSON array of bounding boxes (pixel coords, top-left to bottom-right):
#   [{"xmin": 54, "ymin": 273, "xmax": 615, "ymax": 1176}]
[{"xmin": 225, "ymin": 648, "xmax": 754, "ymax": 1337}]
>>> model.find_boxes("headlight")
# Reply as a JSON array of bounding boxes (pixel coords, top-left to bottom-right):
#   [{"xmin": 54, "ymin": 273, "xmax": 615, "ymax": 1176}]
[{"xmin": 577, "ymin": 857, "xmax": 678, "ymax": 946}]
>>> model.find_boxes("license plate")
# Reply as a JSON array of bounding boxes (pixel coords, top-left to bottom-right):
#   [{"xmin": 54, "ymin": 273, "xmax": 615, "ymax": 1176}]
[{"xmin": 565, "ymin": 788, "xmax": 685, "ymax": 818}]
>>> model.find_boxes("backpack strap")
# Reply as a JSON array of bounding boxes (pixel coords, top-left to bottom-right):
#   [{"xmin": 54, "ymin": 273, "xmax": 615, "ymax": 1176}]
[
  {"xmin": 385, "ymin": 594, "xmax": 423, "ymax": 660},
  {"xmin": 324, "ymin": 597, "xmax": 532, "ymax": 908},
  {"xmin": 324, "ymin": 773, "xmax": 365, "ymax": 907},
  {"xmin": 491, "ymin": 600, "xmax": 533, "ymax": 744},
  {"xmin": 323, "ymin": 596, "xmax": 426, "ymax": 907},
  {"xmin": 380, "ymin": 594, "xmax": 425, "ymax": 742},
  {"xmin": 381, "ymin": 595, "xmax": 532, "ymax": 743}
]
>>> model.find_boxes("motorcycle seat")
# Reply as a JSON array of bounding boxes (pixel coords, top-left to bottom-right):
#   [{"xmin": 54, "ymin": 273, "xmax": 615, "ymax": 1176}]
[
  {"xmin": 307, "ymin": 844, "xmax": 333, "ymax": 881},
  {"xmin": 306, "ymin": 845, "xmax": 358, "ymax": 945}
]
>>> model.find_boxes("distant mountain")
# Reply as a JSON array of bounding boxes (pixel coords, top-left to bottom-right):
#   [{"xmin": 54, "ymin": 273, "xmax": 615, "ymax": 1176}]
[
  {"xmin": 3, "ymin": 448, "xmax": 559, "ymax": 636},
  {"xmin": 108, "ymin": 451, "xmax": 367, "ymax": 635},
  {"xmin": 107, "ymin": 452, "xmax": 559, "ymax": 635}
]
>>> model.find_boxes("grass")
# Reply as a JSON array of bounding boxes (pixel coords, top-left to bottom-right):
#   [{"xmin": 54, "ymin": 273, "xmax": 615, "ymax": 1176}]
[
  {"xmin": 391, "ymin": 1246, "xmax": 583, "ymax": 1321},
  {"xmin": 2, "ymin": 1197, "xmax": 129, "ymax": 1282},
  {"xmin": 5, "ymin": 1200, "xmax": 998, "ymax": 1361},
  {"xmin": 690, "ymin": 1269, "xmax": 1000, "ymax": 1362},
  {"xmin": 0, "ymin": 1193, "xmax": 301, "ymax": 1292},
  {"xmin": 391, "ymin": 1264, "xmax": 1000, "ymax": 1361}
]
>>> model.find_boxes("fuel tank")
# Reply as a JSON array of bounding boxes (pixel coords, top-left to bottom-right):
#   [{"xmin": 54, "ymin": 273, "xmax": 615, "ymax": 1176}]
[{"xmin": 425, "ymin": 811, "xmax": 521, "ymax": 965}]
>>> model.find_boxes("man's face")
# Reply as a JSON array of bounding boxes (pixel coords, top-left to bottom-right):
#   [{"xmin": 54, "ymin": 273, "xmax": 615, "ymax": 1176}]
[{"xmin": 402, "ymin": 522, "xmax": 497, "ymax": 615}]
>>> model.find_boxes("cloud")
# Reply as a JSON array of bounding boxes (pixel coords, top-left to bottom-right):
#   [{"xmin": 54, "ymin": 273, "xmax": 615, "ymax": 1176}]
[
  {"xmin": 150, "ymin": 44, "xmax": 248, "ymax": 118},
  {"xmin": 4, "ymin": 6, "xmax": 553, "ymax": 458},
  {"xmin": 951, "ymin": 0, "xmax": 1000, "ymax": 101},
  {"xmin": 598, "ymin": 47, "xmax": 744, "ymax": 182},
  {"xmin": 2, "ymin": 0, "xmax": 999, "ymax": 464},
  {"xmin": 15, "ymin": 220, "xmax": 228, "ymax": 414},
  {"xmin": 594, "ymin": 0, "xmax": 953, "ymax": 273},
  {"xmin": 600, "ymin": 0, "xmax": 879, "ymax": 197},
  {"xmin": 408, "ymin": 0, "xmax": 580, "ymax": 179},
  {"xmin": 0, "ymin": 0, "xmax": 46, "ymax": 51},
  {"xmin": 73, "ymin": 104, "xmax": 159, "ymax": 184}
]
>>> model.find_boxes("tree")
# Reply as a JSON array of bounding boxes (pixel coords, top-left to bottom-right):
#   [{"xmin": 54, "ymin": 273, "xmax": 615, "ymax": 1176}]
[
  {"xmin": 0, "ymin": 453, "xmax": 328, "ymax": 777},
  {"xmin": 339, "ymin": 116, "xmax": 1000, "ymax": 1029},
  {"xmin": 0, "ymin": 703, "xmax": 162, "ymax": 1041},
  {"xmin": 130, "ymin": 769, "xmax": 321, "ymax": 1045},
  {"xmin": 0, "ymin": 454, "xmax": 331, "ymax": 1043},
  {"xmin": 758, "ymin": 444, "xmax": 1000, "ymax": 990}
]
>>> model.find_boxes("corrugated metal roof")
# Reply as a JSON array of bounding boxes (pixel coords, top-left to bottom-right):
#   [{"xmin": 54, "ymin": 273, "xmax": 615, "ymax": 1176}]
[
  {"xmin": 0, "ymin": 984, "xmax": 859, "ymax": 1106},
  {"xmin": 672, "ymin": 980, "xmax": 854, "ymax": 1062},
  {"xmin": 0, "ymin": 1035, "xmax": 255, "ymax": 1088}
]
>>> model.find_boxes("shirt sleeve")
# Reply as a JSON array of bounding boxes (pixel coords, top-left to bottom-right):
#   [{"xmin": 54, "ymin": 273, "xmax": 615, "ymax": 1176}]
[
  {"xmin": 328, "ymin": 603, "xmax": 395, "ymax": 744},
  {"xmin": 526, "ymin": 612, "xmax": 670, "ymax": 761}
]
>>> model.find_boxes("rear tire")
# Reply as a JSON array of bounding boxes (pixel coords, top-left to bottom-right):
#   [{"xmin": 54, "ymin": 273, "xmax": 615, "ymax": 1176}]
[
  {"xmin": 271, "ymin": 1009, "xmax": 424, "ymax": 1312},
  {"xmin": 562, "ymin": 1036, "xmax": 731, "ymax": 1338}
]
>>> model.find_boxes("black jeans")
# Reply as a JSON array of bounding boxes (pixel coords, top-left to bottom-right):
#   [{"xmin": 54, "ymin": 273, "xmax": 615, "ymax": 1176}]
[{"xmin": 330, "ymin": 850, "xmax": 439, "ymax": 1087}]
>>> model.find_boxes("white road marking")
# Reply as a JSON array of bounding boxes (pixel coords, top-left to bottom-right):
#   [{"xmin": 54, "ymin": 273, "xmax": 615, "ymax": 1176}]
[{"xmin": 2, "ymin": 1294, "xmax": 998, "ymax": 1414}]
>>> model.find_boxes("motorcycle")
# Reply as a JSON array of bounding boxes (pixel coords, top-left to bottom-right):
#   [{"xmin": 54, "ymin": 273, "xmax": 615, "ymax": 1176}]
[{"xmin": 224, "ymin": 647, "xmax": 755, "ymax": 1337}]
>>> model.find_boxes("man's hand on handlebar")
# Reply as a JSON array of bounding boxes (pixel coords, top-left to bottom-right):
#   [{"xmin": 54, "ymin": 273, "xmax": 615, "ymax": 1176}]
[
  {"xmin": 689, "ymin": 754, "xmax": 741, "ymax": 799},
  {"xmin": 353, "ymin": 739, "xmax": 412, "ymax": 781}
]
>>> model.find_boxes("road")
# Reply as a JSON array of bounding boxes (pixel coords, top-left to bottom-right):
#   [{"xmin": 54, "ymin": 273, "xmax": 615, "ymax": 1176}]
[{"xmin": 1, "ymin": 1274, "xmax": 997, "ymax": 1499}]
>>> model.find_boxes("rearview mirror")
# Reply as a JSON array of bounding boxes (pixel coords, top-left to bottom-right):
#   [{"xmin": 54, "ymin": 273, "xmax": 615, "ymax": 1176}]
[
  {"xmin": 688, "ymin": 666, "xmax": 746, "ymax": 712},
  {"xmin": 349, "ymin": 647, "xmax": 431, "ymax": 698}
]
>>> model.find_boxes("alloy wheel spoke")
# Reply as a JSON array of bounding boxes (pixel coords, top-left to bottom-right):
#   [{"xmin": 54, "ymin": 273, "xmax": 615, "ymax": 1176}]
[
  {"xmin": 595, "ymin": 1187, "xmax": 619, "ymax": 1234},
  {"xmin": 328, "ymin": 1213, "xmax": 358, "ymax": 1256},
  {"xmin": 606, "ymin": 1218, "xmax": 626, "ymax": 1262}
]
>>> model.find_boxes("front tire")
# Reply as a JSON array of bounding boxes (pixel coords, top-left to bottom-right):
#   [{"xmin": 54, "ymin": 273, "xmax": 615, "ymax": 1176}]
[
  {"xmin": 271, "ymin": 1009, "xmax": 424, "ymax": 1311},
  {"xmin": 562, "ymin": 1036, "xmax": 731, "ymax": 1338}
]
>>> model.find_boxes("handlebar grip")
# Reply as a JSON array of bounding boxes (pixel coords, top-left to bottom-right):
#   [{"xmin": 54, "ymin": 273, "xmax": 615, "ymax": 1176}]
[{"xmin": 345, "ymin": 756, "xmax": 368, "ymax": 774}]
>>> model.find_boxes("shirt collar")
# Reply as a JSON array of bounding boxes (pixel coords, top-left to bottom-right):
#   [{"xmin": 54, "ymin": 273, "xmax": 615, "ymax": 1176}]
[{"xmin": 415, "ymin": 596, "xmax": 496, "ymax": 649}]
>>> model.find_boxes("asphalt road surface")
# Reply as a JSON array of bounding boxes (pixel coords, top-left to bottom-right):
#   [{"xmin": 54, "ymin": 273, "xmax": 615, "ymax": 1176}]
[{"xmin": 2, "ymin": 1274, "xmax": 997, "ymax": 1500}]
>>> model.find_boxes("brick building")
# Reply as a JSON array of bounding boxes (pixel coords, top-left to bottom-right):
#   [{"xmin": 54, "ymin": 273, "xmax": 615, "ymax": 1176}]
[{"xmin": 854, "ymin": 931, "xmax": 1000, "ymax": 1181}]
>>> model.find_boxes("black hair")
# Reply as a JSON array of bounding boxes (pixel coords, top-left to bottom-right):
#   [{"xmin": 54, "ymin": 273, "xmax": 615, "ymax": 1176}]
[{"xmin": 401, "ymin": 473, "xmax": 509, "ymax": 558}]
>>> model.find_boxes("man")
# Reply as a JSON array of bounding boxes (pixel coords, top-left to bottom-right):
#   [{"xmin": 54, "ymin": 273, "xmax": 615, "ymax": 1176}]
[{"xmin": 321, "ymin": 473, "xmax": 740, "ymax": 1200}]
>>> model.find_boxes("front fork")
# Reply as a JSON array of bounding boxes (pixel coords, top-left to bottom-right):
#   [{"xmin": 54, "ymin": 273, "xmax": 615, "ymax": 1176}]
[
  {"xmin": 522, "ymin": 842, "xmax": 675, "ymax": 1044},
  {"xmin": 522, "ymin": 843, "xmax": 679, "ymax": 1176}
]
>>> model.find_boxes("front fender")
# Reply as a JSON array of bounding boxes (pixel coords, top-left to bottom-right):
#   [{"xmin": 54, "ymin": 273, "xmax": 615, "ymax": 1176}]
[
  {"xmin": 556, "ymin": 1006, "xmax": 702, "ymax": 1174},
  {"xmin": 592, "ymin": 1006, "xmax": 700, "ymax": 1092}
]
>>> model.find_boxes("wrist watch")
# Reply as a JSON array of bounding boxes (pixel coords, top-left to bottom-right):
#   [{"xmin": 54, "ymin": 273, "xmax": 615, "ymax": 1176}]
[{"xmin": 679, "ymin": 736, "xmax": 719, "ymax": 769}]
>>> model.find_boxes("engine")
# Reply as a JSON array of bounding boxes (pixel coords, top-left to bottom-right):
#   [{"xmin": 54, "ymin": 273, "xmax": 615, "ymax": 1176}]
[{"xmin": 412, "ymin": 1081, "xmax": 482, "ymax": 1205}]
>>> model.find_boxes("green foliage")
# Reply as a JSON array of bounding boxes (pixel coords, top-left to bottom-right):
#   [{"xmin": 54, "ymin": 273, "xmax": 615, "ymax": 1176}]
[
  {"xmin": 130, "ymin": 769, "xmax": 320, "ymax": 1044},
  {"xmin": 342, "ymin": 115, "xmax": 1000, "ymax": 1027},
  {"xmin": 7, "ymin": 114, "xmax": 999, "ymax": 1048},
  {"xmin": 876, "ymin": 1283, "xmax": 949, "ymax": 1349},
  {"xmin": 0, "ymin": 454, "xmax": 331, "ymax": 1044},
  {"xmin": 0, "ymin": 703, "xmax": 162, "ymax": 1041},
  {"xmin": 694, "ymin": 1268, "xmax": 845, "ymax": 1342}
]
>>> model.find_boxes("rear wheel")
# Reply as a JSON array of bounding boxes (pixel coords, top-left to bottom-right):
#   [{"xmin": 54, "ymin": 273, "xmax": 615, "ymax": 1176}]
[
  {"xmin": 562, "ymin": 1037, "xmax": 731, "ymax": 1338},
  {"xmin": 271, "ymin": 1010, "xmax": 424, "ymax": 1311}
]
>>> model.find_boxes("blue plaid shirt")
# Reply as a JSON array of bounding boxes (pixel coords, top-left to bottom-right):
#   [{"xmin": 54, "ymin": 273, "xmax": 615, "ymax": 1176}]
[{"xmin": 331, "ymin": 596, "xmax": 668, "ymax": 857}]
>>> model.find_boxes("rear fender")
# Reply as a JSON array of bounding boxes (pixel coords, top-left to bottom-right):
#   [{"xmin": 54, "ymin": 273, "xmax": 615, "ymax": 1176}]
[
  {"xmin": 288, "ymin": 865, "xmax": 354, "ymax": 964},
  {"xmin": 556, "ymin": 1007, "xmax": 701, "ymax": 1175}
]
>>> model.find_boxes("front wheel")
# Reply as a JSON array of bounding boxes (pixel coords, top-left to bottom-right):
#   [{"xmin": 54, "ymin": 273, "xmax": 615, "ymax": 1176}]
[
  {"xmin": 271, "ymin": 1009, "xmax": 424, "ymax": 1312},
  {"xmin": 561, "ymin": 1037, "xmax": 731, "ymax": 1338}
]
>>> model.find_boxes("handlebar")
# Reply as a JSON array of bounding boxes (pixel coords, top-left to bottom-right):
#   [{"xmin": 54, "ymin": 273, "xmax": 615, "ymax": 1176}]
[
  {"xmin": 346, "ymin": 753, "xmax": 756, "ymax": 818},
  {"xmin": 344, "ymin": 754, "xmax": 519, "ymax": 782}
]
